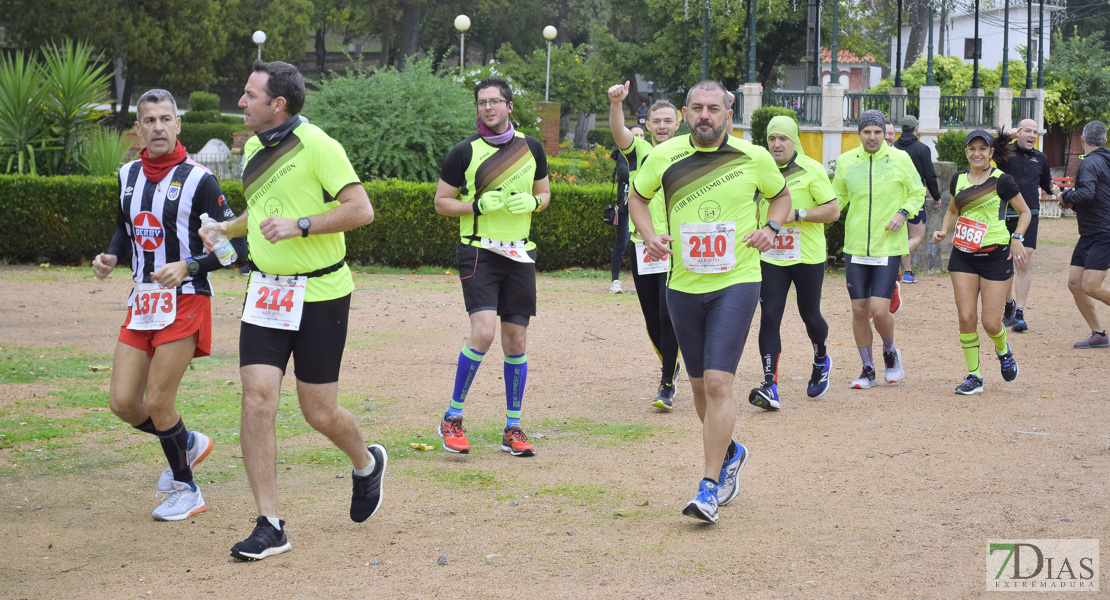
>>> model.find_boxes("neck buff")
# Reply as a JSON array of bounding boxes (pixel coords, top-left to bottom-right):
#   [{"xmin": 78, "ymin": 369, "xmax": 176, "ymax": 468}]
[
  {"xmin": 857, "ymin": 109, "xmax": 887, "ymax": 133},
  {"xmin": 477, "ymin": 118, "xmax": 515, "ymax": 146},
  {"xmin": 256, "ymin": 115, "xmax": 302, "ymax": 147},
  {"xmin": 139, "ymin": 140, "xmax": 187, "ymax": 183}
]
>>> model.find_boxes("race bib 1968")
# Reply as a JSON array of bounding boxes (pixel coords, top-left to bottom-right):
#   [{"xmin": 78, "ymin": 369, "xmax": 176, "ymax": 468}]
[
  {"xmin": 241, "ymin": 272, "xmax": 307, "ymax": 331},
  {"xmin": 127, "ymin": 283, "xmax": 176, "ymax": 330},
  {"xmin": 680, "ymin": 221, "xmax": 736, "ymax": 273},
  {"xmin": 953, "ymin": 215, "xmax": 990, "ymax": 253}
]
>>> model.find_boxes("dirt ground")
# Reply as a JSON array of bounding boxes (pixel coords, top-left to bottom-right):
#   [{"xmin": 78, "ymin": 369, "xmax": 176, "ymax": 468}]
[{"xmin": 1, "ymin": 217, "xmax": 1106, "ymax": 599}]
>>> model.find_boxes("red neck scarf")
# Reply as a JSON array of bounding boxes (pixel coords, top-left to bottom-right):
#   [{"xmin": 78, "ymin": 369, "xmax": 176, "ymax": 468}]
[{"xmin": 139, "ymin": 141, "xmax": 188, "ymax": 182}]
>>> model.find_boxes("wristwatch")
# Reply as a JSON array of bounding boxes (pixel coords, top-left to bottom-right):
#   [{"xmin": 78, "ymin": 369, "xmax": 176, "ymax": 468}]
[
  {"xmin": 898, "ymin": 208, "xmax": 911, "ymax": 219},
  {"xmin": 766, "ymin": 220, "xmax": 782, "ymax": 235},
  {"xmin": 297, "ymin": 217, "xmax": 311, "ymax": 237},
  {"xmin": 185, "ymin": 257, "xmax": 200, "ymax": 275},
  {"xmin": 795, "ymin": 208, "xmax": 807, "ymax": 223},
  {"xmin": 1011, "ymin": 232, "xmax": 1025, "ymax": 243}
]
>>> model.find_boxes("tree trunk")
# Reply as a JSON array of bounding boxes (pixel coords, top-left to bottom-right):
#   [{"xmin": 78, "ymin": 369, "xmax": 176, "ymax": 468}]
[
  {"xmin": 397, "ymin": 3, "xmax": 421, "ymax": 68},
  {"xmin": 380, "ymin": 20, "xmax": 393, "ymax": 68},
  {"xmin": 574, "ymin": 113, "xmax": 595, "ymax": 150},
  {"xmin": 903, "ymin": 2, "xmax": 929, "ymax": 68},
  {"xmin": 315, "ymin": 28, "xmax": 327, "ymax": 75},
  {"xmin": 113, "ymin": 75, "xmax": 134, "ymax": 131}
]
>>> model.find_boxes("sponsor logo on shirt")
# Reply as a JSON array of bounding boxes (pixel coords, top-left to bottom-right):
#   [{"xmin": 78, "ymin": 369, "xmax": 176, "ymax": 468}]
[
  {"xmin": 167, "ymin": 181, "xmax": 183, "ymax": 201},
  {"xmin": 133, "ymin": 211, "xmax": 165, "ymax": 251}
]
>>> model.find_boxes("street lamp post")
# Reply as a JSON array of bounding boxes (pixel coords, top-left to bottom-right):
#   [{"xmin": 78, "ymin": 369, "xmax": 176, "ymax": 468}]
[
  {"xmin": 454, "ymin": 15, "xmax": 470, "ymax": 69},
  {"xmin": 544, "ymin": 26, "xmax": 557, "ymax": 102},
  {"xmin": 252, "ymin": 30, "xmax": 266, "ymax": 61}
]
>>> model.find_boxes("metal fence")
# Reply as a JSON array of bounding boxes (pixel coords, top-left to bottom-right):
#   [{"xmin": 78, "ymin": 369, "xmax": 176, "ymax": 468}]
[
  {"xmin": 188, "ymin": 152, "xmax": 244, "ymax": 181},
  {"xmin": 843, "ymin": 93, "xmax": 889, "ymax": 126},
  {"xmin": 761, "ymin": 91, "xmax": 821, "ymax": 125},
  {"xmin": 1012, "ymin": 97, "xmax": 1036, "ymax": 128},
  {"xmin": 939, "ymin": 95, "xmax": 995, "ymax": 129}
]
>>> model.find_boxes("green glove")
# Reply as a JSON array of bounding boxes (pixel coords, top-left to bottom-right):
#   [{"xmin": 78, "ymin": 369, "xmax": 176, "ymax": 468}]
[
  {"xmin": 505, "ymin": 192, "xmax": 539, "ymax": 215},
  {"xmin": 474, "ymin": 190, "xmax": 506, "ymax": 215}
]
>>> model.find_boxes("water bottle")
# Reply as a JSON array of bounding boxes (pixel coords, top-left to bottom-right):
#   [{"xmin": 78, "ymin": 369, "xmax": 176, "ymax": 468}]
[{"xmin": 200, "ymin": 213, "xmax": 237, "ymax": 266}]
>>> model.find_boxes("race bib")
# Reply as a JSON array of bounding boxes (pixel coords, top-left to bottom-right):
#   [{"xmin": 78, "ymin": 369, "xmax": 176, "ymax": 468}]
[
  {"xmin": 851, "ymin": 254, "xmax": 888, "ymax": 266},
  {"xmin": 635, "ymin": 241, "xmax": 670, "ymax": 275},
  {"xmin": 127, "ymin": 283, "xmax": 176, "ymax": 331},
  {"xmin": 680, "ymin": 221, "xmax": 736, "ymax": 274},
  {"xmin": 761, "ymin": 226, "xmax": 801, "ymax": 261},
  {"xmin": 952, "ymin": 215, "xmax": 990, "ymax": 253},
  {"xmin": 480, "ymin": 238, "xmax": 535, "ymax": 264},
  {"xmin": 241, "ymin": 272, "xmax": 307, "ymax": 331}
]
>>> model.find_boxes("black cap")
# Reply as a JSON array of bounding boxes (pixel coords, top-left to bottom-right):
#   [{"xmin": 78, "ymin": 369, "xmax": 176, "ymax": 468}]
[{"xmin": 965, "ymin": 129, "xmax": 994, "ymax": 147}]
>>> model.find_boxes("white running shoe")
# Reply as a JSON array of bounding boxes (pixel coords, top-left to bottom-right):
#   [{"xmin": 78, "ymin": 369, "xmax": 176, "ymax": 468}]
[
  {"xmin": 609, "ymin": 280, "xmax": 623, "ymax": 294},
  {"xmin": 157, "ymin": 431, "xmax": 213, "ymax": 494},
  {"xmin": 152, "ymin": 481, "xmax": 207, "ymax": 521},
  {"xmin": 883, "ymin": 348, "xmax": 905, "ymax": 383},
  {"xmin": 850, "ymin": 366, "xmax": 878, "ymax": 389}
]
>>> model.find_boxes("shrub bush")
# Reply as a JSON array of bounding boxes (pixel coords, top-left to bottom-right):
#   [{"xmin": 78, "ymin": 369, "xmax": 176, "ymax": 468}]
[
  {"xmin": 547, "ymin": 148, "xmax": 616, "ymax": 185},
  {"xmin": 182, "ymin": 110, "xmax": 223, "ymax": 124},
  {"xmin": 586, "ymin": 128, "xmax": 615, "ymax": 149},
  {"xmin": 935, "ymin": 129, "xmax": 969, "ymax": 170},
  {"xmin": 2, "ymin": 176, "xmax": 621, "ymax": 270},
  {"xmin": 189, "ymin": 91, "xmax": 220, "ymax": 112},
  {"xmin": 750, "ymin": 106, "xmax": 798, "ymax": 148},
  {"xmin": 178, "ymin": 123, "xmax": 239, "ymax": 152}
]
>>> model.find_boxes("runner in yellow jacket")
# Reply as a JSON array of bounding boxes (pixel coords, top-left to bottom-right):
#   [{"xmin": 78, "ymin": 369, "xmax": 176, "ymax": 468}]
[{"xmin": 832, "ymin": 110, "xmax": 925, "ymax": 389}]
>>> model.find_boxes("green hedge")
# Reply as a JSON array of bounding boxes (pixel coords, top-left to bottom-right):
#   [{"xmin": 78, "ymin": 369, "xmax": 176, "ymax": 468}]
[
  {"xmin": 178, "ymin": 123, "xmax": 240, "ymax": 152},
  {"xmin": 936, "ymin": 129, "xmax": 969, "ymax": 170},
  {"xmin": 1, "ymin": 176, "xmax": 619, "ymax": 270},
  {"xmin": 188, "ymin": 91, "xmax": 220, "ymax": 112},
  {"xmin": 586, "ymin": 128, "xmax": 615, "ymax": 148}
]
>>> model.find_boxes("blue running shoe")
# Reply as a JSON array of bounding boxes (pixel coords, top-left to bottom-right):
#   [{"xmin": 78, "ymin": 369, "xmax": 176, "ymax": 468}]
[
  {"xmin": 998, "ymin": 347, "xmax": 1019, "ymax": 382},
  {"xmin": 807, "ymin": 356, "xmax": 832, "ymax": 398},
  {"xmin": 1012, "ymin": 309, "xmax": 1028, "ymax": 332},
  {"xmin": 902, "ymin": 271, "xmax": 918, "ymax": 284},
  {"xmin": 748, "ymin": 381, "xmax": 779, "ymax": 411},
  {"xmin": 682, "ymin": 480, "xmax": 719, "ymax": 523},
  {"xmin": 716, "ymin": 442, "xmax": 748, "ymax": 507}
]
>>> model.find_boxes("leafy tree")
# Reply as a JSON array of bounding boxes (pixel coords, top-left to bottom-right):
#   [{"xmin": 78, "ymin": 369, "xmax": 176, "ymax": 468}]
[
  {"xmin": 1043, "ymin": 30, "xmax": 1110, "ymax": 156},
  {"xmin": 302, "ymin": 57, "xmax": 476, "ymax": 183},
  {"xmin": 869, "ymin": 54, "xmax": 1029, "ymax": 96}
]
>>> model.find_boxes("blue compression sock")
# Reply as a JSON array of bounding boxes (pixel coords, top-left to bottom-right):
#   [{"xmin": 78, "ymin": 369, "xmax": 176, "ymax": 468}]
[
  {"xmin": 504, "ymin": 354, "xmax": 527, "ymax": 429},
  {"xmin": 448, "ymin": 345, "xmax": 485, "ymax": 417}
]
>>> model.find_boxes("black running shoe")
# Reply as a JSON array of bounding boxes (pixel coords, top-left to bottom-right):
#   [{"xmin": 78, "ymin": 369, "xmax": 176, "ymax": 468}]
[
  {"xmin": 231, "ymin": 517, "xmax": 291, "ymax": 561},
  {"xmin": 1012, "ymin": 309, "xmax": 1028, "ymax": 332},
  {"xmin": 351, "ymin": 444, "xmax": 388, "ymax": 523},
  {"xmin": 998, "ymin": 347, "xmax": 1019, "ymax": 382},
  {"xmin": 955, "ymin": 374, "xmax": 984, "ymax": 395},
  {"xmin": 652, "ymin": 382, "xmax": 676, "ymax": 410},
  {"xmin": 1002, "ymin": 301, "xmax": 1017, "ymax": 328}
]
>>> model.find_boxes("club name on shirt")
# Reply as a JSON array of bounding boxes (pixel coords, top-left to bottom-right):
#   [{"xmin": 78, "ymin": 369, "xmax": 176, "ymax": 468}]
[
  {"xmin": 671, "ymin": 167, "xmax": 745, "ymax": 216},
  {"xmin": 249, "ymin": 162, "xmax": 298, "ymax": 207}
]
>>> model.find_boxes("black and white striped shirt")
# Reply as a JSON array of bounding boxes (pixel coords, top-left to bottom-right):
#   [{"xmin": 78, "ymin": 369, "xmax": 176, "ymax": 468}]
[{"xmin": 109, "ymin": 159, "xmax": 238, "ymax": 297}]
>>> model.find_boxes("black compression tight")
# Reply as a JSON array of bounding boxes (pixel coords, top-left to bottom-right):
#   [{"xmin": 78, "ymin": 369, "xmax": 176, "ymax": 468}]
[
  {"xmin": 757, "ymin": 261, "xmax": 829, "ymax": 358},
  {"xmin": 631, "ymin": 268, "xmax": 681, "ymax": 384}
]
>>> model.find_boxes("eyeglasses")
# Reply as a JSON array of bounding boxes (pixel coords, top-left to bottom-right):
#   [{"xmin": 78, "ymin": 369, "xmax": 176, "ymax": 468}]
[{"xmin": 477, "ymin": 99, "xmax": 506, "ymax": 108}]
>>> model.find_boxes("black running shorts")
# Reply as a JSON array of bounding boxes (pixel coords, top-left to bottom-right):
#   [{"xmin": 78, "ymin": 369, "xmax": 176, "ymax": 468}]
[
  {"xmin": 1070, "ymin": 234, "xmax": 1110, "ymax": 272},
  {"xmin": 239, "ymin": 294, "xmax": 350, "ymax": 384},
  {"xmin": 456, "ymin": 243, "xmax": 537, "ymax": 326},
  {"xmin": 948, "ymin": 245, "xmax": 1014, "ymax": 281},
  {"xmin": 1006, "ymin": 213, "xmax": 1038, "ymax": 249},
  {"xmin": 844, "ymin": 255, "xmax": 900, "ymax": 300}
]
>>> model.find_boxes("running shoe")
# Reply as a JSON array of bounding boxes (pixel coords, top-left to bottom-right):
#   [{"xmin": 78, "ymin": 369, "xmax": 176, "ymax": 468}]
[
  {"xmin": 850, "ymin": 365, "xmax": 878, "ymax": 389},
  {"xmin": 681, "ymin": 480, "xmax": 720, "ymax": 524},
  {"xmin": 716, "ymin": 442, "xmax": 748, "ymax": 507},
  {"xmin": 652, "ymin": 382, "xmax": 676, "ymax": 410},
  {"xmin": 501, "ymin": 425, "xmax": 535, "ymax": 457},
  {"xmin": 438, "ymin": 414, "xmax": 470, "ymax": 454},
  {"xmin": 157, "ymin": 430, "xmax": 213, "ymax": 494},
  {"xmin": 902, "ymin": 271, "xmax": 918, "ymax": 284},
  {"xmin": 1074, "ymin": 331, "xmax": 1110, "ymax": 349},
  {"xmin": 350, "ymin": 444, "xmax": 387, "ymax": 523},
  {"xmin": 889, "ymin": 280, "xmax": 902, "ymax": 314},
  {"xmin": 883, "ymin": 348, "xmax": 905, "ymax": 383},
  {"xmin": 997, "ymin": 347, "xmax": 1019, "ymax": 382},
  {"xmin": 151, "ymin": 481, "xmax": 206, "ymax": 521},
  {"xmin": 955, "ymin": 373, "xmax": 984, "ymax": 395},
  {"xmin": 230, "ymin": 517, "xmax": 291, "ymax": 561},
  {"xmin": 807, "ymin": 356, "xmax": 832, "ymax": 398},
  {"xmin": 1012, "ymin": 309, "xmax": 1028, "ymax": 332},
  {"xmin": 1002, "ymin": 301, "xmax": 1017, "ymax": 328},
  {"xmin": 609, "ymin": 280, "xmax": 623, "ymax": 294},
  {"xmin": 748, "ymin": 381, "xmax": 780, "ymax": 411}
]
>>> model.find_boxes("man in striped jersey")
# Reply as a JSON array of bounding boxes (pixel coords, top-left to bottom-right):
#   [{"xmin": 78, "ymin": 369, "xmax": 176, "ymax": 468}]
[
  {"xmin": 93, "ymin": 88, "xmax": 245, "ymax": 522},
  {"xmin": 433, "ymin": 77, "xmax": 551, "ymax": 458}
]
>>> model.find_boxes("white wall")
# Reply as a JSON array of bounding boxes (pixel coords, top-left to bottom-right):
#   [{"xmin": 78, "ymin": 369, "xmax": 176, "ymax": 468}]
[{"xmin": 890, "ymin": 5, "xmax": 1062, "ymax": 74}]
